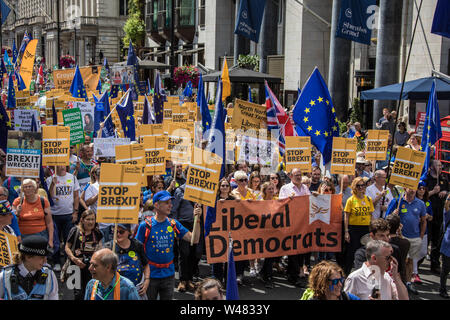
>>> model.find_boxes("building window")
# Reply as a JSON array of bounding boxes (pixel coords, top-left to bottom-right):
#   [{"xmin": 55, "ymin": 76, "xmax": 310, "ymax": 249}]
[
  {"xmin": 177, "ymin": 0, "xmax": 194, "ymax": 26},
  {"xmin": 119, "ymin": 0, "xmax": 129, "ymax": 16},
  {"xmin": 199, "ymin": 0, "xmax": 205, "ymax": 28}
]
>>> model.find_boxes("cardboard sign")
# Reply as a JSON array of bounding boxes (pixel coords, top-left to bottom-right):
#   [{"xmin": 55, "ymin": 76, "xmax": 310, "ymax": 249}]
[
  {"xmin": 138, "ymin": 123, "xmax": 164, "ymax": 142},
  {"xmin": 231, "ymin": 99, "xmax": 267, "ymax": 131},
  {"xmin": 142, "ymin": 136, "xmax": 166, "ymax": 176},
  {"xmin": 365, "ymin": 130, "xmax": 389, "ymax": 161},
  {"xmin": 115, "ymin": 144, "xmax": 146, "ymax": 166},
  {"xmin": 13, "ymin": 109, "xmax": 40, "ymax": 132},
  {"xmin": 62, "ymin": 107, "xmax": 85, "ymax": 145},
  {"xmin": 15, "ymin": 90, "xmax": 31, "ymax": 108},
  {"xmin": 165, "ymin": 125, "xmax": 192, "ymax": 164},
  {"xmin": 184, "ymin": 148, "xmax": 223, "ymax": 207},
  {"xmin": 163, "ymin": 106, "xmax": 173, "ymax": 121},
  {"xmin": 238, "ymin": 135, "xmax": 278, "ymax": 169},
  {"xmin": 206, "ymin": 194, "xmax": 342, "ymax": 263},
  {"xmin": 0, "ymin": 231, "xmax": 19, "ymax": 267},
  {"xmin": 53, "ymin": 66, "xmax": 102, "ymax": 92},
  {"xmin": 93, "ymin": 138, "xmax": 130, "ymax": 158},
  {"xmin": 97, "ymin": 163, "xmax": 141, "ymax": 224},
  {"xmin": 42, "ymin": 126, "xmax": 70, "ymax": 166},
  {"xmin": 6, "ymin": 131, "xmax": 42, "ymax": 178},
  {"xmin": 73, "ymin": 101, "xmax": 95, "ymax": 133},
  {"xmin": 285, "ymin": 136, "xmax": 312, "ymax": 173},
  {"xmin": 330, "ymin": 137, "xmax": 357, "ymax": 175},
  {"xmin": 172, "ymin": 105, "xmax": 189, "ymax": 123},
  {"xmin": 389, "ymin": 147, "xmax": 426, "ymax": 190}
]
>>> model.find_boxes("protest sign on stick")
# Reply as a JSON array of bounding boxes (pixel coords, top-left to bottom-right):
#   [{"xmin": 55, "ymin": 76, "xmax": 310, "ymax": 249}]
[
  {"xmin": 365, "ymin": 130, "xmax": 389, "ymax": 161},
  {"xmin": 231, "ymin": 99, "xmax": 267, "ymax": 131},
  {"xmin": 184, "ymin": 147, "xmax": 223, "ymax": 208},
  {"xmin": 97, "ymin": 163, "xmax": 141, "ymax": 224},
  {"xmin": 330, "ymin": 137, "xmax": 357, "ymax": 175},
  {"xmin": 62, "ymin": 107, "xmax": 85, "ymax": 145},
  {"xmin": 6, "ymin": 131, "xmax": 42, "ymax": 178},
  {"xmin": 142, "ymin": 136, "xmax": 166, "ymax": 176},
  {"xmin": 285, "ymin": 136, "xmax": 312, "ymax": 173},
  {"xmin": 0, "ymin": 231, "xmax": 19, "ymax": 267},
  {"xmin": 42, "ymin": 126, "xmax": 70, "ymax": 166},
  {"xmin": 389, "ymin": 146, "xmax": 426, "ymax": 190}
]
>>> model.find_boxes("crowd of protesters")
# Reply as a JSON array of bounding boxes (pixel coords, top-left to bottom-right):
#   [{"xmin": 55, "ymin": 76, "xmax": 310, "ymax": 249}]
[{"xmin": 0, "ymin": 106, "xmax": 449, "ymax": 301}]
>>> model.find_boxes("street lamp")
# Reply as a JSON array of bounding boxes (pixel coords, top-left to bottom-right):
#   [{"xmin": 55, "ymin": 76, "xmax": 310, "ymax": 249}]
[{"xmin": 72, "ymin": 19, "xmax": 77, "ymax": 64}]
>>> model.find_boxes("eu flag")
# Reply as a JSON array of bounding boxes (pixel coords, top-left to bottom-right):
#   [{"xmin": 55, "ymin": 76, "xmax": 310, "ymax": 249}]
[
  {"xmin": 116, "ymin": 89, "xmax": 136, "ymax": 141},
  {"xmin": 0, "ymin": 100, "xmax": 11, "ymax": 152},
  {"xmin": 1, "ymin": 0, "xmax": 11, "ymax": 25},
  {"xmin": 226, "ymin": 237, "xmax": 240, "ymax": 300},
  {"xmin": 0, "ymin": 58, "xmax": 6, "ymax": 87},
  {"xmin": 69, "ymin": 65, "xmax": 88, "ymax": 101},
  {"xmin": 110, "ymin": 84, "xmax": 119, "ymax": 99},
  {"xmin": 127, "ymin": 40, "xmax": 142, "ymax": 99},
  {"xmin": 204, "ymin": 79, "xmax": 226, "ymax": 237},
  {"xmin": 182, "ymin": 80, "xmax": 193, "ymax": 98},
  {"xmin": 93, "ymin": 91, "xmax": 115, "ymax": 138},
  {"xmin": 18, "ymin": 32, "xmax": 30, "ymax": 56},
  {"xmin": 431, "ymin": 0, "xmax": 450, "ymax": 38},
  {"xmin": 197, "ymin": 74, "xmax": 211, "ymax": 133},
  {"xmin": 248, "ymin": 86, "xmax": 253, "ymax": 102},
  {"xmin": 7, "ymin": 73, "xmax": 15, "ymax": 109},
  {"xmin": 15, "ymin": 71, "xmax": 26, "ymax": 91},
  {"xmin": 12, "ymin": 39, "xmax": 18, "ymax": 65},
  {"xmin": 420, "ymin": 80, "xmax": 442, "ymax": 181},
  {"xmin": 142, "ymin": 94, "xmax": 155, "ymax": 124},
  {"xmin": 293, "ymin": 67, "xmax": 340, "ymax": 165},
  {"xmin": 153, "ymin": 71, "xmax": 166, "ymax": 123}
]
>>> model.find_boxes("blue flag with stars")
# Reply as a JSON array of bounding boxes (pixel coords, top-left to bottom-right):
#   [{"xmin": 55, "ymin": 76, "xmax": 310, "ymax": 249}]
[
  {"xmin": 7, "ymin": 73, "xmax": 15, "ymax": 109},
  {"xmin": 12, "ymin": 39, "xmax": 18, "ymax": 65},
  {"xmin": 69, "ymin": 65, "xmax": 88, "ymax": 101},
  {"xmin": 197, "ymin": 74, "xmax": 211, "ymax": 133},
  {"xmin": 293, "ymin": 67, "xmax": 340, "ymax": 165},
  {"xmin": 127, "ymin": 40, "xmax": 142, "ymax": 99},
  {"xmin": 15, "ymin": 71, "xmax": 26, "ymax": 91},
  {"xmin": 153, "ymin": 71, "xmax": 166, "ymax": 123},
  {"xmin": 420, "ymin": 80, "xmax": 442, "ymax": 181},
  {"xmin": 93, "ymin": 91, "xmax": 115, "ymax": 138},
  {"xmin": 204, "ymin": 78, "xmax": 226, "ymax": 237},
  {"xmin": 1, "ymin": 0, "xmax": 11, "ymax": 26},
  {"xmin": 116, "ymin": 89, "xmax": 136, "ymax": 141}
]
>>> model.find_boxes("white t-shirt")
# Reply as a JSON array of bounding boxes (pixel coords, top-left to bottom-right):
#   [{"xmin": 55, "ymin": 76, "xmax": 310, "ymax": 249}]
[
  {"xmin": 45, "ymin": 173, "xmax": 80, "ymax": 216},
  {"xmin": 85, "ymin": 181, "xmax": 111, "ymax": 230},
  {"xmin": 365, "ymin": 184, "xmax": 393, "ymax": 219}
]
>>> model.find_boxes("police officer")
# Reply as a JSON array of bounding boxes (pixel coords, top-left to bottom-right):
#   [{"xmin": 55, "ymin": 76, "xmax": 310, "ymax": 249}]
[{"xmin": 0, "ymin": 235, "xmax": 59, "ymax": 300}]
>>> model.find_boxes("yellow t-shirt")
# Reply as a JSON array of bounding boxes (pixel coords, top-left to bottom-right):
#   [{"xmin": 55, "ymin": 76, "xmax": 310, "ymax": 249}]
[
  {"xmin": 231, "ymin": 188, "xmax": 257, "ymax": 200},
  {"xmin": 344, "ymin": 194, "xmax": 374, "ymax": 226}
]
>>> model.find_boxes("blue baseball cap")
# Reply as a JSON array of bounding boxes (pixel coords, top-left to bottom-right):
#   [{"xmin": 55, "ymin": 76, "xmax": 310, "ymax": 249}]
[
  {"xmin": 418, "ymin": 180, "xmax": 426, "ymax": 188},
  {"xmin": 152, "ymin": 190, "xmax": 173, "ymax": 203}
]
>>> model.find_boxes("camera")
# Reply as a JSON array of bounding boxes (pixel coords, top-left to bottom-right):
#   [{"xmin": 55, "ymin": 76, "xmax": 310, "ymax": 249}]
[{"xmin": 82, "ymin": 256, "xmax": 91, "ymax": 265}]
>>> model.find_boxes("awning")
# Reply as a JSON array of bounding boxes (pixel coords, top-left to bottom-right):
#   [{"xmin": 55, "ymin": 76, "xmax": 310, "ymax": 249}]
[{"xmin": 360, "ymin": 76, "xmax": 450, "ymax": 100}]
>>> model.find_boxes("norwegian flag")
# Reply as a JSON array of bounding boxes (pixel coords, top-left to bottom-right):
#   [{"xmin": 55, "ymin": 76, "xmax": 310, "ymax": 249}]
[{"xmin": 264, "ymin": 81, "xmax": 295, "ymax": 156}]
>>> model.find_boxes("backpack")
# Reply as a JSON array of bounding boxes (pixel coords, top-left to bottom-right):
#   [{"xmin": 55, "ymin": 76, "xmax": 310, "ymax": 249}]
[{"xmin": 142, "ymin": 217, "xmax": 180, "ymax": 254}]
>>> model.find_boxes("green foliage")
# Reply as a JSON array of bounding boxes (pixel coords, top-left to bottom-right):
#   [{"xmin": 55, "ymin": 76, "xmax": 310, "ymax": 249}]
[
  {"xmin": 123, "ymin": 0, "xmax": 146, "ymax": 49},
  {"xmin": 349, "ymin": 97, "xmax": 363, "ymax": 124},
  {"xmin": 237, "ymin": 54, "xmax": 260, "ymax": 71}
]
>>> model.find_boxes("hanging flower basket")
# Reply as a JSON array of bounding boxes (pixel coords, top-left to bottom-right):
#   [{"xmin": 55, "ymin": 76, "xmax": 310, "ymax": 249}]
[
  {"xmin": 173, "ymin": 65, "xmax": 199, "ymax": 88},
  {"xmin": 59, "ymin": 55, "xmax": 75, "ymax": 68}
]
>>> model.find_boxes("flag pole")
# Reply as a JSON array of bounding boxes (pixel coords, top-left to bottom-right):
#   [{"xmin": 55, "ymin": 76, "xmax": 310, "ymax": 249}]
[
  {"xmin": 101, "ymin": 89, "xmax": 129, "ymax": 125},
  {"xmin": 383, "ymin": 0, "xmax": 423, "ymax": 197}
]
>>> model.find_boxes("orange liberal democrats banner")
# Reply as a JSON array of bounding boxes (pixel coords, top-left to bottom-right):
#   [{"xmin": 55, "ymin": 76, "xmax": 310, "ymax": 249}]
[
  {"xmin": 19, "ymin": 39, "xmax": 38, "ymax": 89},
  {"xmin": 53, "ymin": 66, "xmax": 102, "ymax": 92},
  {"xmin": 41, "ymin": 126, "xmax": 70, "ymax": 166},
  {"xmin": 97, "ymin": 163, "xmax": 141, "ymax": 224},
  {"xmin": 206, "ymin": 194, "xmax": 343, "ymax": 263}
]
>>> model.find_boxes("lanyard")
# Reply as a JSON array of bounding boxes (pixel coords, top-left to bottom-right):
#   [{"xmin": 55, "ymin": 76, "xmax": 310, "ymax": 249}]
[{"xmin": 93, "ymin": 274, "xmax": 120, "ymax": 300}]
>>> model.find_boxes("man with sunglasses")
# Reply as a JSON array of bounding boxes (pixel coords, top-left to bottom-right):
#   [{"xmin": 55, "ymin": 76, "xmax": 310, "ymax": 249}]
[{"xmin": 344, "ymin": 240, "xmax": 409, "ymax": 300}]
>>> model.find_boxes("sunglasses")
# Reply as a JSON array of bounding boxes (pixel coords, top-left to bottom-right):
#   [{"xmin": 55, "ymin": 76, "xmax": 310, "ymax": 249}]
[
  {"xmin": 270, "ymin": 176, "xmax": 278, "ymax": 180},
  {"xmin": 323, "ymin": 188, "xmax": 332, "ymax": 193},
  {"xmin": 237, "ymin": 179, "xmax": 247, "ymax": 183},
  {"xmin": 356, "ymin": 184, "xmax": 366, "ymax": 188},
  {"xmin": 221, "ymin": 184, "xmax": 230, "ymax": 188},
  {"xmin": 329, "ymin": 277, "xmax": 345, "ymax": 286},
  {"xmin": 117, "ymin": 229, "xmax": 127, "ymax": 235}
]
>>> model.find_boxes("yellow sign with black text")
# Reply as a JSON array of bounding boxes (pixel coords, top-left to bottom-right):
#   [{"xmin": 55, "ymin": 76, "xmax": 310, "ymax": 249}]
[
  {"xmin": 389, "ymin": 147, "xmax": 426, "ymax": 190},
  {"xmin": 330, "ymin": 137, "xmax": 357, "ymax": 175}
]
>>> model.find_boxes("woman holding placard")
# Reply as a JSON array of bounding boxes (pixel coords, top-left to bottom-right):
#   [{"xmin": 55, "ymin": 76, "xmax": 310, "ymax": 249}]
[{"xmin": 343, "ymin": 177, "xmax": 375, "ymax": 276}]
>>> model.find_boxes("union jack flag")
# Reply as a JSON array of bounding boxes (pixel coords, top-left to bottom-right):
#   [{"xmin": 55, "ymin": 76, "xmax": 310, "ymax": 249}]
[{"xmin": 264, "ymin": 81, "xmax": 295, "ymax": 156}]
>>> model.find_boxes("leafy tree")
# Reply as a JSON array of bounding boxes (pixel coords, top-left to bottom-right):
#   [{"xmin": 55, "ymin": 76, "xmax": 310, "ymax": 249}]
[{"xmin": 123, "ymin": 0, "xmax": 146, "ymax": 51}]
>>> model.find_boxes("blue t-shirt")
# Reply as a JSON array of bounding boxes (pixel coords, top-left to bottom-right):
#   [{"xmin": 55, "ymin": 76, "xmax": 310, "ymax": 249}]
[
  {"xmin": 385, "ymin": 197, "xmax": 426, "ymax": 238},
  {"xmin": 424, "ymin": 200, "xmax": 433, "ymax": 235},
  {"xmin": 134, "ymin": 217, "xmax": 188, "ymax": 279}
]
